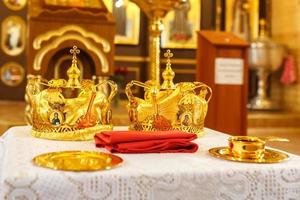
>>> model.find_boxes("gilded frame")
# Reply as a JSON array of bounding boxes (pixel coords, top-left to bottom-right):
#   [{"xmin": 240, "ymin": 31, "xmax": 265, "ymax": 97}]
[
  {"xmin": 161, "ymin": 0, "xmax": 201, "ymax": 49},
  {"xmin": 43, "ymin": 0, "xmax": 102, "ymax": 9},
  {"xmin": 1, "ymin": 16, "xmax": 26, "ymax": 56},
  {"xmin": 0, "ymin": 62, "xmax": 25, "ymax": 87},
  {"xmin": 4, "ymin": 0, "xmax": 27, "ymax": 11},
  {"xmin": 103, "ymin": 0, "xmax": 140, "ymax": 45},
  {"xmin": 225, "ymin": 0, "xmax": 259, "ymax": 40}
]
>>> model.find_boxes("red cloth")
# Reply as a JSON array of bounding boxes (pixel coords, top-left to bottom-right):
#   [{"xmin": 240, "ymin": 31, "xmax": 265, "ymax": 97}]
[
  {"xmin": 281, "ymin": 55, "xmax": 297, "ymax": 85},
  {"xmin": 94, "ymin": 130, "xmax": 198, "ymax": 153}
]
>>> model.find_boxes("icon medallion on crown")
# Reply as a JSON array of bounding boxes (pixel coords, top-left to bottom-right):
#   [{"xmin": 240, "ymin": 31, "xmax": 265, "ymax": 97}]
[
  {"xmin": 26, "ymin": 46, "xmax": 117, "ymax": 141},
  {"xmin": 125, "ymin": 50, "xmax": 212, "ymax": 137}
]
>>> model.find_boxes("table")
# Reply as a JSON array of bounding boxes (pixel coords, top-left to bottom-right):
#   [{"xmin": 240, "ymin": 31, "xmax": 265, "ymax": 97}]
[{"xmin": 1, "ymin": 126, "xmax": 300, "ymax": 200}]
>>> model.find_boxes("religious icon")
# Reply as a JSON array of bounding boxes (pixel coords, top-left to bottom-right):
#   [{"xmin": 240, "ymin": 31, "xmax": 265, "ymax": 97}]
[
  {"xmin": 103, "ymin": 0, "xmax": 140, "ymax": 45},
  {"xmin": 0, "ymin": 62, "xmax": 25, "ymax": 87},
  {"xmin": 4, "ymin": 0, "xmax": 27, "ymax": 11},
  {"xmin": 161, "ymin": 0, "xmax": 200, "ymax": 49},
  {"xmin": 225, "ymin": 0, "xmax": 259, "ymax": 41},
  {"xmin": 169, "ymin": 0, "xmax": 192, "ymax": 42},
  {"xmin": 1, "ymin": 16, "xmax": 26, "ymax": 56},
  {"xmin": 231, "ymin": 0, "xmax": 251, "ymax": 41},
  {"xmin": 180, "ymin": 112, "xmax": 192, "ymax": 126},
  {"xmin": 113, "ymin": 0, "xmax": 127, "ymax": 36},
  {"xmin": 49, "ymin": 111, "xmax": 64, "ymax": 126}
]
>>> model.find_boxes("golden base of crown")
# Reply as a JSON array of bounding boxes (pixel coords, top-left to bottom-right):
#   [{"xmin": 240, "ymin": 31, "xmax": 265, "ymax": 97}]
[
  {"xmin": 129, "ymin": 123, "xmax": 205, "ymax": 137},
  {"xmin": 32, "ymin": 124, "xmax": 112, "ymax": 141}
]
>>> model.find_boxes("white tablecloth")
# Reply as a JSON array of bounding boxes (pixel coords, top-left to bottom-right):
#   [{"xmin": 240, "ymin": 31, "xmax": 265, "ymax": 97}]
[{"xmin": 1, "ymin": 126, "xmax": 300, "ymax": 200}]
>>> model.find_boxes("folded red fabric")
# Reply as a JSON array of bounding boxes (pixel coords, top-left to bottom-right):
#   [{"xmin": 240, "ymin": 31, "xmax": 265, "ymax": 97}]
[{"xmin": 94, "ymin": 130, "xmax": 198, "ymax": 153}]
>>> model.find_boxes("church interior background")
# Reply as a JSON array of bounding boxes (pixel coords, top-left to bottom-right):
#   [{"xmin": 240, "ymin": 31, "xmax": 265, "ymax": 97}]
[{"xmin": 0, "ymin": 0, "xmax": 300, "ymax": 154}]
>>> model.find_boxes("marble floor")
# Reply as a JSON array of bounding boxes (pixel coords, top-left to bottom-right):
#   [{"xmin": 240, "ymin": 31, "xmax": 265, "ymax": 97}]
[{"xmin": 1, "ymin": 100, "xmax": 300, "ymax": 155}]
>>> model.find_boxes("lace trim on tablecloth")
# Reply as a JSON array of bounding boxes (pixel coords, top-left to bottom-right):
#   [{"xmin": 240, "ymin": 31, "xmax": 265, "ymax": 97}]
[
  {"xmin": 2, "ymin": 167, "xmax": 300, "ymax": 200},
  {"xmin": 0, "ymin": 138, "xmax": 5, "ymax": 198}
]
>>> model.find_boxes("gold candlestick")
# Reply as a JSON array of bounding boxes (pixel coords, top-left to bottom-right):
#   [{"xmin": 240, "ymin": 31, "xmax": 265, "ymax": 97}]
[{"xmin": 130, "ymin": 0, "xmax": 184, "ymax": 84}]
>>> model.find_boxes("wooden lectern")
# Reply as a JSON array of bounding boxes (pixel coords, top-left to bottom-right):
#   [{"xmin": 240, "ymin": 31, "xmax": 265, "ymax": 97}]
[{"xmin": 196, "ymin": 31, "xmax": 249, "ymax": 135}]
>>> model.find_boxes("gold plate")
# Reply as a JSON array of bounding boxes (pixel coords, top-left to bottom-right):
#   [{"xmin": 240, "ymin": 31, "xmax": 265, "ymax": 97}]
[
  {"xmin": 33, "ymin": 151, "xmax": 123, "ymax": 171},
  {"xmin": 209, "ymin": 147, "xmax": 289, "ymax": 164}
]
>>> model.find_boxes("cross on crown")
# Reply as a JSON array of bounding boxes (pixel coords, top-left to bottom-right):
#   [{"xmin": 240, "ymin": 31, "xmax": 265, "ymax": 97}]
[
  {"xmin": 70, "ymin": 46, "xmax": 80, "ymax": 64},
  {"xmin": 164, "ymin": 49, "xmax": 173, "ymax": 60},
  {"xmin": 164, "ymin": 49, "xmax": 173, "ymax": 67}
]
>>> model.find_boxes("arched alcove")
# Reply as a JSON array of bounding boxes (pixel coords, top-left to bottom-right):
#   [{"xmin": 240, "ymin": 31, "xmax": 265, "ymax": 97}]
[{"xmin": 45, "ymin": 48, "xmax": 96, "ymax": 80}]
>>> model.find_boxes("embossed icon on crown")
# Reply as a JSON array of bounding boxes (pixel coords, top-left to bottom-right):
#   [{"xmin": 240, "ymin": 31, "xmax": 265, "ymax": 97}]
[
  {"xmin": 125, "ymin": 49, "xmax": 212, "ymax": 136},
  {"xmin": 25, "ymin": 46, "xmax": 117, "ymax": 141}
]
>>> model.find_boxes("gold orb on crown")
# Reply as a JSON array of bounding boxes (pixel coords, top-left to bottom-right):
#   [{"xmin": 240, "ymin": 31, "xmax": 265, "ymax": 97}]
[
  {"xmin": 125, "ymin": 50, "xmax": 212, "ymax": 137},
  {"xmin": 26, "ymin": 46, "xmax": 117, "ymax": 141}
]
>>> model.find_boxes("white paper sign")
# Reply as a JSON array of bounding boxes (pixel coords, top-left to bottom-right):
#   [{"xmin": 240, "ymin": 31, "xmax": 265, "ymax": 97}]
[{"xmin": 215, "ymin": 58, "xmax": 244, "ymax": 85}]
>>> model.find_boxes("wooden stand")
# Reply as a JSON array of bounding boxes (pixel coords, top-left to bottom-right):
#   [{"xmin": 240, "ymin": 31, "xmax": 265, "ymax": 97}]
[{"xmin": 196, "ymin": 31, "xmax": 249, "ymax": 135}]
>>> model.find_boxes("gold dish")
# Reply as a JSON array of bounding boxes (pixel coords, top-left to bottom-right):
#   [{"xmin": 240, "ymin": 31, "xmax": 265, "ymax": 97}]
[
  {"xmin": 228, "ymin": 136, "xmax": 289, "ymax": 159},
  {"xmin": 209, "ymin": 147, "xmax": 289, "ymax": 163},
  {"xmin": 228, "ymin": 136, "xmax": 266, "ymax": 159},
  {"xmin": 33, "ymin": 151, "xmax": 123, "ymax": 171}
]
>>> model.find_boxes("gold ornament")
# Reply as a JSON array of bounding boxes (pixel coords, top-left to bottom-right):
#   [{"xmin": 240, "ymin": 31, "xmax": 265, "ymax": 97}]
[
  {"xmin": 209, "ymin": 136, "xmax": 289, "ymax": 163},
  {"xmin": 33, "ymin": 151, "xmax": 123, "ymax": 171},
  {"xmin": 125, "ymin": 50, "xmax": 212, "ymax": 137},
  {"xmin": 26, "ymin": 46, "xmax": 117, "ymax": 141},
  {"xmin": 209, "ymin": 147, "xmax": 289, "ymax": 164}
]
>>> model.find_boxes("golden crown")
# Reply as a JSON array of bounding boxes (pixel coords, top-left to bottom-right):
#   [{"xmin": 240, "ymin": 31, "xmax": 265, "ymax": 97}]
[
  {"xmin": 25, "ymin": 46, "xmax": 117, "ymax": 141},
  {"xmin": 125, "ymin": 50, "xmax": 212, "ymax": 137}
]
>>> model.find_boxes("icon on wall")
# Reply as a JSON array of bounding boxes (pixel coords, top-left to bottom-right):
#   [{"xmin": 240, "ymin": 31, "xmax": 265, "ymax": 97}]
[
  {"xmin": 103, "ymin": 0, "xmax": 140, "ymax": 45},
  {"xmin": 225, "ymin": 0, "xmax": 259, "ymax": 41},
  {"xmin": 0, "ymin": 62, "xmax": 25, "ymax": 87},
  {"xmin": 1, "ymin": 16, "xmax": 26, "ymax": 56},
  {"xmin": 161, "ymin": 0, "xmax": 200, "ymax": 49},
  {"xmin": 4, "ymin": 0, "xmax": 27, "ymax": 11}
]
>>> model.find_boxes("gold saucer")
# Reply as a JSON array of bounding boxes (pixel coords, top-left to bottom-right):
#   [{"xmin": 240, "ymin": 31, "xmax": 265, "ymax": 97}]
[
  {"xmin": 209, "ymin": 147, "xmax": 289, "ymax": 163},
  {"xmin": 33, "ymin": 151, "xmax": 123, "ymax": 171}
]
